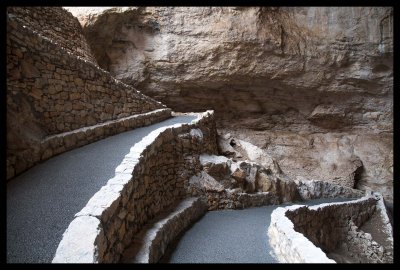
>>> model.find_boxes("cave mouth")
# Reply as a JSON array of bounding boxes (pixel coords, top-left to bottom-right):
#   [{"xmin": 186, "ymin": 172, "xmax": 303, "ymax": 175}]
[{"xmin": 353, "ymin": 165, "xmax": 365, "ymax": 189}]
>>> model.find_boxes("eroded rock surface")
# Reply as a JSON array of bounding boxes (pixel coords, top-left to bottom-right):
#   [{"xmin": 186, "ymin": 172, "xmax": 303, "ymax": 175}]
[
  {"xmin": 188, "ymin": 154, "xmax": 300, "ymax": 210},
  {"xmin": 66, "ymin": 7, "xmax": 393, "ymax": 202},
  {"xmin": 218, "ymin": 130, "xmax": 392, "ymax": 202}
]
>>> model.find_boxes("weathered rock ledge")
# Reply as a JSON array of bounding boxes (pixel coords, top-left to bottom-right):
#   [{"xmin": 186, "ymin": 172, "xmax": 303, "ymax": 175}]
[{"xmin": 66, "ymin": 6, "xmax": 393, "ymax": 203}]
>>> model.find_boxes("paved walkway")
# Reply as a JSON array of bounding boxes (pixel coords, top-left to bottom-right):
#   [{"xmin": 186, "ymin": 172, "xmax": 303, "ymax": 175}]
[
  {"xmin": 7, "ymin": 115, "xmax": 197, "ymax": 263},
  {"xmin": 162, "ymin": 198, "xmax": 354, "ymax": 263}
]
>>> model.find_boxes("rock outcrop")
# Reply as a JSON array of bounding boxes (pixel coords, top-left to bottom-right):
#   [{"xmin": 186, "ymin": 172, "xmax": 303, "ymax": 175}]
[
  {"xmin": 218, "ymin": 130, "xmax": 393, "ymax": 202},
  {"xmin": 65, "ymin": 7, "xmax": 393, "ymax": 202},
  {"xmin": 188, "ymin": 154, "xmax": 300, "ymax": 210},
  {"xmin": 67, "ymin": 7, "xmax": 392, "ymax": 132}
]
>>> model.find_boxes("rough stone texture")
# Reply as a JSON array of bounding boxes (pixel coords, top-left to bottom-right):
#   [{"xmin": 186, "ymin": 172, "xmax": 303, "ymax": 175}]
[
  {"xmin": 331, "ymin": 219, "xmax": 393, "ymax": 263},
  {"xmin": 218, "ymin": 130, "xmax": 392, "ymax": 202},
  {"xmin": 40, "ymin": 108, "xmax": 171, "ymax": 165},
  {"xmin": 330, "ymin": 192, "xmax": 394, "ymax": 263},
  {"xmin": 8, "ymin": 7, "xmax": 97, "ymax": 63},
  {"xmin": 295, "ymin": 178, "xmax": 365, "ymax": 200},
  {"xmin": 223, "ymin": 131, "xmax": 392, "ymax": 200},
  {"xmin": 188, "ymin": 154, "xmax": 300, "ymax": 210},
  {"xmin": 7, "ymin": 8, "xmax": 167, "ymax": 180},
  {"xmin": 121, "ymin": 197, "xmax": 207, "ymax": 263},
  {"xmin": 269, "ymin": 192, "xmax": 393, "ymax": 263},
  {"xmin": 52, "ymin": 111, "xmax": 218, "ymax": 263},
  {"xmin": 285, "ymin": 197, "xmax": 376, "ymax": 253},
  {"xmin": 268, "ymin": 206, "xmax": 336, "ymax": 264},
  {"xmin": 374, "ymin": 194, "xmax": 394, "ymax": 247},
  {"xmin": 67, "ymin": 7, "xmax": 393, "ymax": 202},
  {"xmin": 7, "ymin": 107, "xmax": 170, "ymax": 181},
  {"xmin": 236, "ymin": 139, "xmax": 282, "ymax": 175},
  {"xmin": 199, "ymin": 155, "xmax": 230, "ymax": 181},
  {"xmin": 189, "ymin": 171, "xmax": 225, "ymax": 193},
  {"xmin": 217, "ymin": 133, "xmax": 242, "ymax": 158}
]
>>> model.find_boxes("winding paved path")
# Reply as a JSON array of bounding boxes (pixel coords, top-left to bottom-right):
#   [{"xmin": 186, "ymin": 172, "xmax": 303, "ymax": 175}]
[
  {"xmin": 163, "ymin": 198, "xmax": 354, "ymax": 263},
  {"xmin": 7, "ymin": 115, "xmax": 197, "ymax": 263}
]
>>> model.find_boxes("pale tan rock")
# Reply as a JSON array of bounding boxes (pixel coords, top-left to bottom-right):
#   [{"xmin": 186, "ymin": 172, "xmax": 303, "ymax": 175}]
[
  {"xmin": 189, "ymin": 171, "xmax": 225, "ymax": 193},
  {"xmin": 70, "ymin": 7, "xmax": 392, "ymax": 133},
  {"xmin": 257, "ymin": 172, "xmax": 273, "ymax": 192},
  {"xmin": 199, "ymin": 154, "xmax": 230, "ymax": 181},
  {"xmin": 231, "ymin": 169, "xmax": 246, "ymax": 183},
  {"xmin": 67, "ymin": 7, "xmax": 393, "ymax": 201}
]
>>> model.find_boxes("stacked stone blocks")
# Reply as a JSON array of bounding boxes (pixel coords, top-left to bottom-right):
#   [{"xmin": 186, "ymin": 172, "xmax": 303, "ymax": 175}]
[
  {"xmin": 53, "ymin": 111, "xmax": 218, "ymax": 263},
  {"xmin": 7, "ymin": 7, "xmax": 167, "ymax": 179}
]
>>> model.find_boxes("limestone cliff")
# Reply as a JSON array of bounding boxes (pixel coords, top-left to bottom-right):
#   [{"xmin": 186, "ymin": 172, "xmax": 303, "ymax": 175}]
[{"xmin": 66, "ymin": 7, "xmax": 393, "ymax": 202}]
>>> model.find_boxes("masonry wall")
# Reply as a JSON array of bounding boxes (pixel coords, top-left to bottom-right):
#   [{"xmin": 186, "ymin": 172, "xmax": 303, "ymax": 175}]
[
  {"xmin": 268, "ymin": 193, "xmax": 393, "ymax": 263},
  {"xmin": 285, "ymin": 197, "xmax": 377, "ymax": 252},
  {"xmin": 122, "ymin": 197, "xmax": 208, "ymax": 263},
  {"xmin": 7, "ymin": 15, "xmax": 164, "ymax": 135},
  {"xmin": 41, "ymin": 108, "xmax": 171, "ymax": 162},
  {"xmin": 7, "ymin": 7, "xmax": 97, "ymax": 63},
  {"xmin": 53, "ymin": 111, "xmax": 218, "ymax": 263},
  {"xmin": 343, "ymin": 219, "xmax": 393, "ymax": 263},
  {"xmin": 7, "ymin": 12, "xmax": 167, "ymax": 180},
  {"xmin": 295, "ymin": 179, "xmax": 365, "ymax": 200}
]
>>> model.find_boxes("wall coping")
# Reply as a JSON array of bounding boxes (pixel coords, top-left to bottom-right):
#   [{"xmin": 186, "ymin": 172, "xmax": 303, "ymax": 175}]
[
  {"xmin": 8, "ymin": 109, "xmax": 171, "ymax": 180},
  {"xmin": 43, "ymin": 109, "xmax": 168, "ymax": 142},
  {"xmin": 52, "ymin": 110, "xmax": 214, "ymax": 263},
  {"xmin": 121, "ymin": 197, "xmax": 207, "ymax": 263},
  {"xmin": 268, "ymin": 193, "xmax": 378, "ymax": 263},
  {"xmin": 374, "ymin": 192, "xmax": 394, "ymax": 247}
]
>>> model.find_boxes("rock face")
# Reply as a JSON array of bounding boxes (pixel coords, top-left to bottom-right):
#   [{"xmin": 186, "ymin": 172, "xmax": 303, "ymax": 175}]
[
  {"xmin": 218, "ymin": 130, "xmax": 393, "ymax": 201},
  {"xmin": 65, "ymin": 7, "xmax": 393, "ymax": 202},
  {"xmin": 188, "ymin": 154, "xmax": 300, "ymax": 210},
  {"xmin": 67, "ymin": 7, "xmax": 393, "ymax": 131}
]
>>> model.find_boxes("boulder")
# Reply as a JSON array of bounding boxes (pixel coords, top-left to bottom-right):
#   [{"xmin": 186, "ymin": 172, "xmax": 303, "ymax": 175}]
[
  {"xmin": 199, "ymin": 154, "xmax": 230, "ymax": 181},
  {"xmin": 189, "ymin": 171, "xmax": 225, "ymax": 193}
]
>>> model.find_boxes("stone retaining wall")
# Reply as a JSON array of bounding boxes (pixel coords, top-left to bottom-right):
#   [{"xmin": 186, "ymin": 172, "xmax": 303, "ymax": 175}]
[
  {"xmin": 53, "ymin": 111, "xmax": 218, "ymax": 263},
  {"xmin": 7, "ymin": 14, "xmax": 164, "ymax": 135},
  {"xmin": 7, "ymin": 7, "xmax": 96, "ymax": 63},
  {"xmin": 186, "ymin": 154, "xmax": 297, "ymax": 210},
  {"xmin": 7, "ymin": 13, "xmax": 167, "ymax": 179},
  {"xmin": 121, "ymin": 197, "xmax": 208, "ymax": 263},
  {"xmin": 7, "ymin": 108, "xmax": 171, "ymax": 180},
  {"xmin": 190, "ymin": 185, "xmax": 279, "ymax": 211},
  {"xmin": 295, "ymin": 179, "xmax": 365, "ymax": 200},
  {"xmin": 343, "ymin": 219, "xmax": 393, "ymax": 263},
  {"xmin": 332, "ymin": 192, "xmax": 394, "ymax": 263},
  {"xmin": 41, "ymin": 108, "xmax": 171, "ymax": 166},
  {"xmin": 285, "ymin": 197, "xmax": 377, "ymax": 252},
  {"xmin": 268, "ymin": 193, "xmax": 384, "ymax": 263}
]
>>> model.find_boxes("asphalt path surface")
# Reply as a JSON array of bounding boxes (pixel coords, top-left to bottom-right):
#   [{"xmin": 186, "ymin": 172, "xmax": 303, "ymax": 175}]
[
  {"xmin": 163, "ymin": 197, "xmax": 355, "ymax": 263},
  {"xmin": 7, "ymin": 115, "xmax": 196, "ymax": 263}
]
